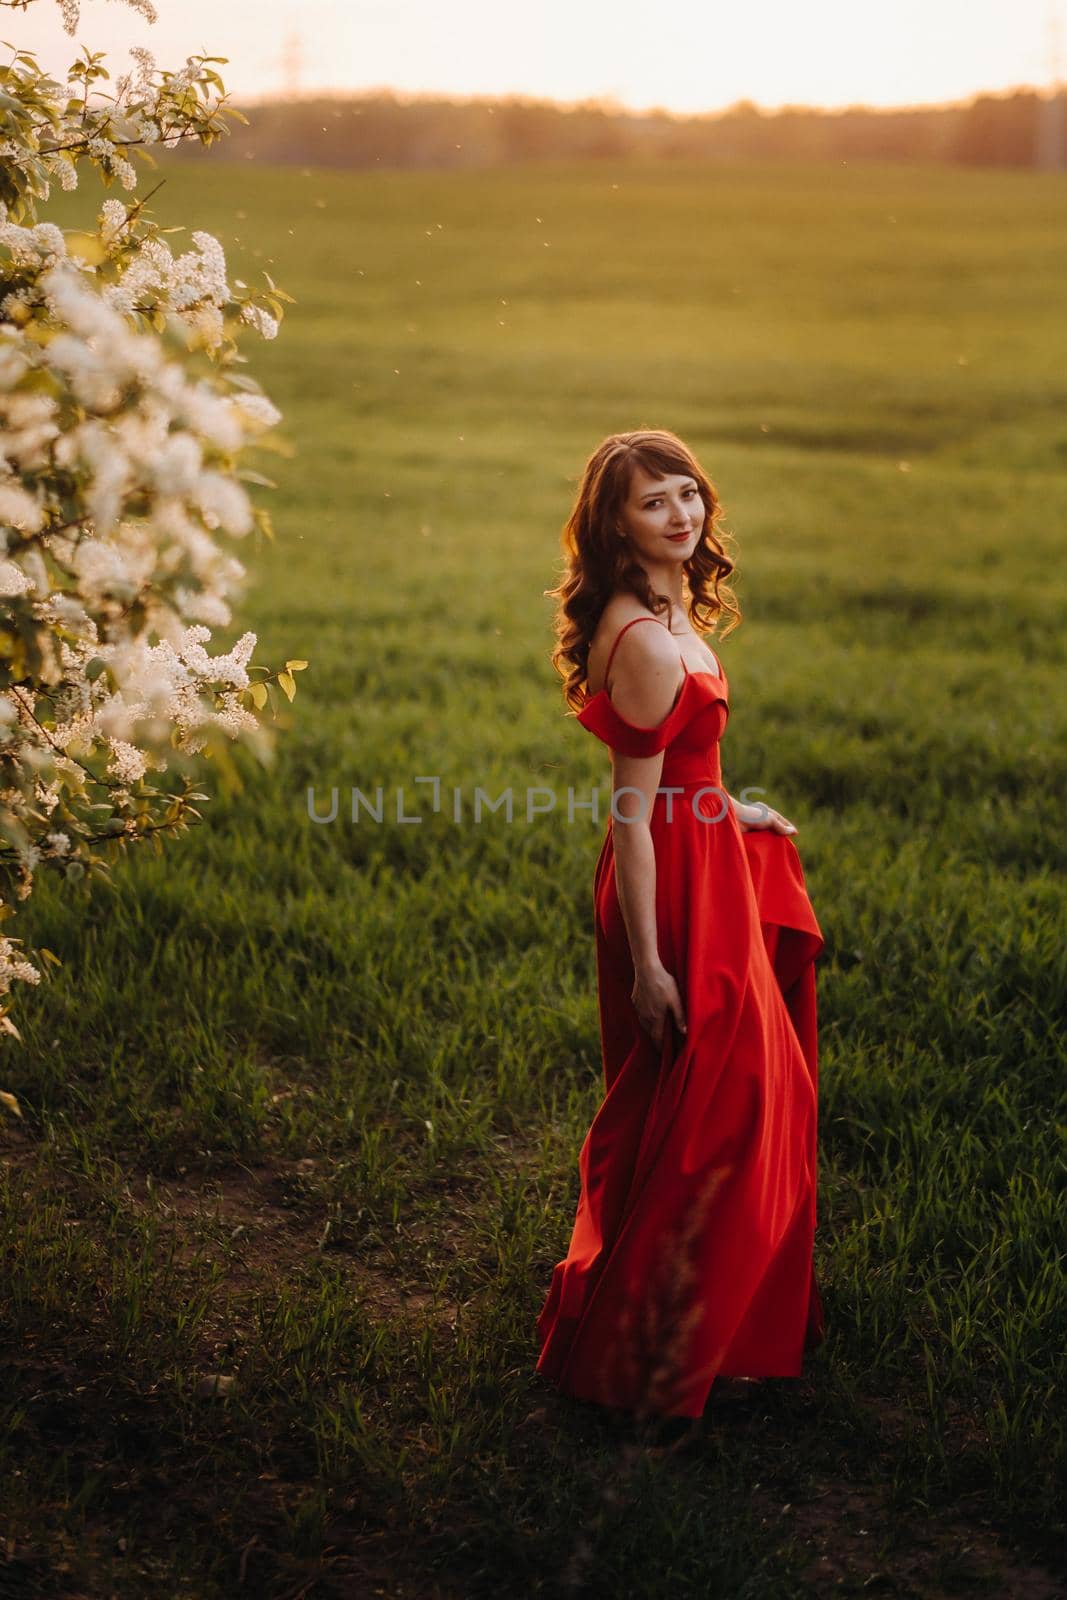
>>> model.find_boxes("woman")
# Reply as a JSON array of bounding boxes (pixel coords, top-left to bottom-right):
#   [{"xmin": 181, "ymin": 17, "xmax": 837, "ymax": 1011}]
[{"xmin": 535, "ymin": 428, "xmax": 826, "ymax": 1425}]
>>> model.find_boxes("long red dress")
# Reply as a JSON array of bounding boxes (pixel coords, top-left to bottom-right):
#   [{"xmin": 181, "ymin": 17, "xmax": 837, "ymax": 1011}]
[{"xmin": 535, "ymin": 616, "xmax": 826, "ymax": 1420}]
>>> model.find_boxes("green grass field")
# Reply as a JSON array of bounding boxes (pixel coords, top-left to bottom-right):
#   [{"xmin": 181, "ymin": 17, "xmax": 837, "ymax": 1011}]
[{"xmin": 2, "ymin": 152, "xmax": 1065, "ymax": 1597}]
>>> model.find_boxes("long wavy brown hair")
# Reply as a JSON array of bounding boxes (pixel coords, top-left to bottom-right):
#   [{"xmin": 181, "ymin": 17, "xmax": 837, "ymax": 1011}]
[{"xmin": 545, "ymin": 429, "xmax": 742, "ymax": 714}]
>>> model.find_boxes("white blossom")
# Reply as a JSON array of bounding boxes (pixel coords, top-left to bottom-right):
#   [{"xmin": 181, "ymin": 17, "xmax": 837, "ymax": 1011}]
[
  {"xmin": 111, "ymin": 154, "xmax": 138, "ymax": 191},
  {"xmin": 172, "ymin": 379, "xmax": 245, "ymax": 450},
  {"xmin": 0, "ymin": 479, "xmax": 44, "ymax": 531},
  {"xmin": 58, "ymin": 0, "xmax": 158, "ymax": 34},
  {"xmin": 193, "ymin": 470, "xmax": 253, "ymax": 536},
  {"xmin": 129, "ymin": 47, "xmax": 156, "ymax": 90},
  {"xmin": 151, "ymin": 432, "xmax": 203, "ymax": 495},
  {"xmin": 230, "ymin": 392, "xmax": 282, "ymax": 431},
  {"xmin": 185, "ymin": 302, "xmax": 225, "ymax": 350},
  {"xmin": 42, "ymin": 154, "xmax": 79, "ymax": 193},
  {"xmin": 0, "ymin": 561, "xmax": 31, "ymax": 597},
  {"xmin": 172, "ymin": 587, "xmax": 232, "ymax": 626},
  {"xmin": 31, "ymin": 224, "xmax": 66, "ymax": 263},
  {"xmin": 105, "ymin": 737, "xmax": 148, "ymax": 784},
  {"xmin": 172, "ymin": 231, "xmax": 229, "ymax": 310},
  {"xmin": 239, "ymin": 304, "xmax": 279, "ymax": 340},
  {"xmin": 0, "ymin": 391, "xmax": 60, "ymax": 469},
  {"xmin": 0, "ymin": 936, "xmax": 40, "ymax": 987},
  {"xmin": 0, "ymin": 35, "xmax": 293, "ymax": 1015},
  {"xmin": 99, "ymin": 199, "xmax": 131, "ymax": 247}
]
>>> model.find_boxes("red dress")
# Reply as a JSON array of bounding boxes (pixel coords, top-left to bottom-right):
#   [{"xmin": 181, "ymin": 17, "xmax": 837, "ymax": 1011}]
[{"xmin": 535, "ymin": 616, "xmax": 826, "ymax": 1420}]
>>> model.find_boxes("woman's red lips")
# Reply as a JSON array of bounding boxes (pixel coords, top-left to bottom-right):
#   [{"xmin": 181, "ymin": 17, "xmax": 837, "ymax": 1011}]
[{"xmin": 667, "ymin": 530, "xmax": 692, "ymax": 541}]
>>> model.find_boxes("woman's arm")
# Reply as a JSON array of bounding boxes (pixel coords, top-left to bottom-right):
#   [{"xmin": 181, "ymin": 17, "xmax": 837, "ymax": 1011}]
[
  {"xmin": 602, "ymin": 623, "xmax": 691, "ymax": 1046},
  {"xmin": 610, "ymin": 747, "xmax": 666, "ymax": 973},
  {"xmin": 610, "ymin": 746, "xmax": 687, "ymax": 1045}
]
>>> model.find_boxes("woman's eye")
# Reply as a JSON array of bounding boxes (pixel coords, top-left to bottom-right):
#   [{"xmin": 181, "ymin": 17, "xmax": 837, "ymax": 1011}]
[{"xmin": 644, "ymin": 490, "xmax": 696, "ymax": 506}]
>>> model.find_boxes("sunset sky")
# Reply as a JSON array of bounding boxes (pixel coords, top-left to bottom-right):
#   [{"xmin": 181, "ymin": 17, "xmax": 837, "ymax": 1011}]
[{"xmin": 6, "ymin": 0, "xmax": 1064, "ymax": 114}]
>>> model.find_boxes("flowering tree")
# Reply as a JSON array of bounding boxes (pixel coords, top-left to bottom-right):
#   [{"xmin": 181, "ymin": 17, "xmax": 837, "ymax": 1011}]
[{"xmin": 0, "ymin": 0, "xmax": 303, "ymax": 1087}]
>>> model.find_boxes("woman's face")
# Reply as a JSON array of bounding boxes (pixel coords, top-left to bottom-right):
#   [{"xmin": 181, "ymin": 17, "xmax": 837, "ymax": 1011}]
[{"xmin": 615, "ymin": 463, "xmax": 704, "ymax": 564}]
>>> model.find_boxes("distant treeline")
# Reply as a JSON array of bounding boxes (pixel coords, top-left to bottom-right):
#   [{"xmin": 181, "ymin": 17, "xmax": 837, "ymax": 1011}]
[{"xmin": 164, "ymin": 86, "xmax": 1067, "ymax": 172}]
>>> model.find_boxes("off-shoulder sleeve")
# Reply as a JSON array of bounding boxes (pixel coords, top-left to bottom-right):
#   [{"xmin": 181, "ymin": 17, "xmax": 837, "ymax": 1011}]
[{"xmin": 576, "ymin": 693, "xmax": 681, "ymax": 758}]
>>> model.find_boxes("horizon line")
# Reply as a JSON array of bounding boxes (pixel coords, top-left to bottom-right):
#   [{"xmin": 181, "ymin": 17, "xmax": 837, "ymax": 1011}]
[{"xmin": 232, "ymin": 79, "xmax": 1066, "ymax": 120}]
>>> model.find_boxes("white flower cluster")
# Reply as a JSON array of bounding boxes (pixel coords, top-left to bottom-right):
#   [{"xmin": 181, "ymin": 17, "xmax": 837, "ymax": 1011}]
[
  {"xmin": 239, "ymin": 303, "xmax": 279, "ymax": 341},
  {"xmin": 0, "ymin": 935, "xmax": 41, "ymax": 990},
  {"xmin": 85, "ymin": 135, "xmax": 137, "ymax": 191},
  {"xmin": 0, "ymin": 25, "xmax": 295, "ymax": 1036},
  {"xmin": 9, "ymin": 259, "xmax": 262, "ymax": 548},
  {"xmin": 40, "ymin": 153, "xmax": 79, "ymax": 193},
  {"xmin": 58, "ymin": 0, "xmax": 159, "ymax": 37},
  {"xmin": 101, "ymin": 227, "xmax": 233, "ymax": 351},
  {"xmin": 31, "ymin": 624, "xmax": 263, "ymax": 751},
  {"xmin": 129, "ymin": 46, "xmax": 157, "ymax": 93},
  {"xmin": 0, "ymin": 215, "xmax": 68, "ymax": 273}
]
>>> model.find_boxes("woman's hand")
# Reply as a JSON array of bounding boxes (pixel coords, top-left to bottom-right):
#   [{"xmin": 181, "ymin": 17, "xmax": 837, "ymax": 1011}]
[
  {"xmin": 732, "ymin": 797, "xmax": 798, "ymax": 835},
  {"xmin": 632, "ymin": 961, "xmax": 687, "ymax": 1048}
]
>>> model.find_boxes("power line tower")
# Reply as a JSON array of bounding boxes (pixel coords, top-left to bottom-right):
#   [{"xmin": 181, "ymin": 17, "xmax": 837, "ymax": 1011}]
[
  {"xmin": 1036, "ymin": 1, "xmax": 1065, "ymax": 169},
  {"xmin": 278, "ymin": 27, "xmax": 306, "ymax": 101}
]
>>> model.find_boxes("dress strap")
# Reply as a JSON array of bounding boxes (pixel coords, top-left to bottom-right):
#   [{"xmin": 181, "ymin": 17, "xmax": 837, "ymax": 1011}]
[{"xmin": 603, "ymin": 615, "xmax": 669, "ymax": 685}]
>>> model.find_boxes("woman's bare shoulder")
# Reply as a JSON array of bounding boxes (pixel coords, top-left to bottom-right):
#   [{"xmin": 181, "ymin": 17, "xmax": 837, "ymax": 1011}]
[
  {"xmin": 590, "ymin": 596, "xmax": 669, "ymax": 647},
  {"xmin": 586, "ymin": 599, "xmax": 674, "ymax": 694}
]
